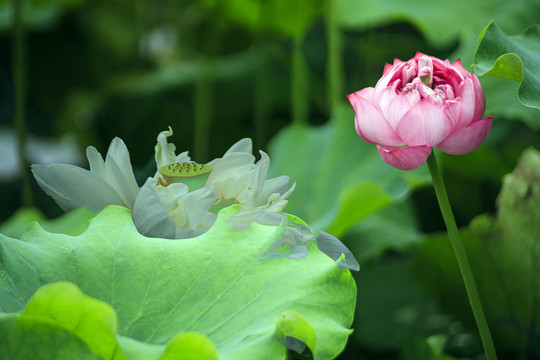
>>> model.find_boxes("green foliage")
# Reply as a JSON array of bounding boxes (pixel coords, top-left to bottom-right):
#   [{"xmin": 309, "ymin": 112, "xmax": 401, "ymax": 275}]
[
  {"xmin": 268, "ymin": 104, "xmax": 430, "ymax": 237},
  {"xmin": 336, "ymin": 0, "xmax": 511, "ymax": 47},
  {"xmin": 402, "ymin": 335, "xmax": 468, "ymax": 360},
  {"xmin": 0, "ymin": 205, "xmax": 356, "ymax": 359},
  {"xmin": 414, "ymin": 147, "xmax": 540, "ymax": 358},
  {"xmin": 0, "ymin": 207, "xmax": 95, "ymax": 239},
  {"xmin": 474, "ymin": 21, "xmax": 540, "ymax": 111}
]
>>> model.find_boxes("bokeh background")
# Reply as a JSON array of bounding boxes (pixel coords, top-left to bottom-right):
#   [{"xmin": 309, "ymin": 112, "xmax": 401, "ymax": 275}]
[{"xmin": 1, "ymin": 0, "xmax": 540, "ymax": 359}]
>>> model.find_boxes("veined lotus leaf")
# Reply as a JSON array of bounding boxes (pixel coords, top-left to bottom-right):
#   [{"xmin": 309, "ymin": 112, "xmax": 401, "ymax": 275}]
[{"xmin": 0, "ymin": 205, "xmax": 356, "ymax": 359}]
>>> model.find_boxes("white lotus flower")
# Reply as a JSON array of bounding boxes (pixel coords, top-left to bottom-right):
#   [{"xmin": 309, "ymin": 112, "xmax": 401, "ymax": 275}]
[{"xmin": 31, "ymin": 127, "xmax": 359, "ymax": 270}]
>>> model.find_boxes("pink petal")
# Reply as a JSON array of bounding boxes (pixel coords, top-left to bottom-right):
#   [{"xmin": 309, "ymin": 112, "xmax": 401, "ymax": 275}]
[
  {"xmin": 383, "ymin": 58, "xmax": 404, "ymax": 76},
  {"xmin": 351, "ymin": 87, "xmax": 375, "ymax": 103},
  {"xmin": 377, "ymin": 145, "xmax": 432, "ymax": 170},
  {"xmin": 442, "ymin": 100, "xmax": 461, "ymax": 129},
  {"xmin": 383, "ymin": 93, "xmax": 411, "ymax": 129},
  {"xmin": 374, "ymin": 86, "xmax": 398, "ymax": 112},
  {"xmin": 348, "ymin": 92, "xmax": 403, "ymax": 146},
  {"xmin": 471, "ymin": 74, "xmax": 486, "ymax": 121},
  {"xmin": 451, "ymin": 58, "xmax": 469, "ymax": 77},
  {"xmin": 436, "ymin": 114, "xmax": 493, "ymax": 155},
  {"xmin": 454, "ymin": 77, "xmax": 476, "ymax": 130},
  {"xmin": 396, "ymin": 101, "xmax": 453, "ymax": 146}
]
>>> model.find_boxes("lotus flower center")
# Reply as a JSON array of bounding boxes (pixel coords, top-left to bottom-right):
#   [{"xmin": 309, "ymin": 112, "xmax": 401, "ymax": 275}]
[{"xmin": 158, "ymin": 162, "xmax": 213, "ymax": 190}]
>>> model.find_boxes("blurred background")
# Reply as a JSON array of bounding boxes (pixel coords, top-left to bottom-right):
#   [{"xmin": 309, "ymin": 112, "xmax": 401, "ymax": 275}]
[{"xmin": 1, "ymin": 0, "xmax": 540, "ymax": 359}]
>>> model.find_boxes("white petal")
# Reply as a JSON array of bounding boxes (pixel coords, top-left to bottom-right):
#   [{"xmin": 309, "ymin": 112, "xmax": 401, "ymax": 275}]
[
  {"xmin": 132, "ymin": 178, "xmax": 176, "ymax": 239},
  {"xmin": 224, "ymin": 138, "xmax": 252, "ymax": 155},
  {"xmin": 104, "ymin": 138, "xmax": 140, "ymax": 208},
  {"xmin": 31, "ymin": 163, "xmax": 125, "ymax": 211},
  {"xmin": 154, "ymin": 127, "xmax": 180, "ymax": 169},
  {"xmin": 315, "ymin": 230, "xmax": 360, "ymax": 270},
  {"xmin": 86, "ymin": 146, "xmax": 105, "ymax": 178}
]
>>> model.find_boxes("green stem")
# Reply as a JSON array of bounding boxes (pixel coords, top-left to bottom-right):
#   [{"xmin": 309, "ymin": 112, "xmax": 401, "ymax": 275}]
[
  {"xmin": 427, "ymin": 153, "xmax": 497, "ymax": 360},
  {"xmin": 324, "ymin": 0, "xmax": 343, "ymax": 112},
  {"xmin": 13, "ymin": 0, "xmax": 32, "ymax": 206},
  {"xmin": 291, "ymin": 34, "xmax": 309, "ymax": 125}
]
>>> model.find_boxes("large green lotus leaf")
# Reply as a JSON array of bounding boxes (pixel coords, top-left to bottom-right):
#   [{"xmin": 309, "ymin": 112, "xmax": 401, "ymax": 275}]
[
  {"xmin": 0, "ymin": 207, "xmax": 95, "ymax": 239},
  {"xmin": 414, "ymin": 147, "xmax": 540, "ymax": 357},
  {"xmin": 0, "ymin": 205, "xmax": 356, "ymax": 359},
  {"xmin": 268, "ymin": 104, "xmax": 429, "ymax": 237},
  {"xmin": 473, "ymin": 21, "xmax": 540, "ymax": 110}
]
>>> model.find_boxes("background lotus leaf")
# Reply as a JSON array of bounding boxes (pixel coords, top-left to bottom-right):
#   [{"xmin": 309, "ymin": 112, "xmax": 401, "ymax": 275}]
[{"xmin": 474, "ymin": 21, "xmax": 540, "ymax": 110}]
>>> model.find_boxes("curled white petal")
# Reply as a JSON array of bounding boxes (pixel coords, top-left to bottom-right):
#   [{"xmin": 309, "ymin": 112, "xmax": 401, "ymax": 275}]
[
  {"xmin": 132, "ymin": 178, "xmax": 176, "ymax": 239},
  {"xmin": 31, "ymin": 163, "xmax": 125, "ymax": 211}
]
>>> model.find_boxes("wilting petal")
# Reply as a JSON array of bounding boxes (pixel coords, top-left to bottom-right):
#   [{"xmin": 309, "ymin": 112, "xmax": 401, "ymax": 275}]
[
  {"xmin": 348, "ymin": 92, "xmax": 403, "ymax": 146},
  {"xmin": 377, "ymin": 145, "xmax": 432, "ymax": 170},
  {"xmin": 257, "ymin": 175, "xmax": 291, "ymax": 205},
  {"xmin": 132, "ymin": 178, "xmax": 176, "ymax": 239},
  {"xmin": 31, "ymin": 163, "xmax": 125, "ymax": 211},
  {"xmin": 315, "ymin": 230, "xmax": 360, "ymax": 271},
  {"xmin": 396, "ymin": 101, "xmax": 452, "ymax": 146},
  {"xmin": 224, "ymin": 138, "xmax": 252, "ymax": 155},
  {"xmin": 155, "ymin": 127, "xmax": 184, "ymax": 169},
  {"xmin": 436, "ymin": 115, "xmax": 493, "ymax": 155}
]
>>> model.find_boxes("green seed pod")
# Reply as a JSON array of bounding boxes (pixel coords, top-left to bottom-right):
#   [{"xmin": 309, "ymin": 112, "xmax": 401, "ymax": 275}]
[{"xmin": 158, "ymin": 162, "xmax": 213, "ymax": 191}]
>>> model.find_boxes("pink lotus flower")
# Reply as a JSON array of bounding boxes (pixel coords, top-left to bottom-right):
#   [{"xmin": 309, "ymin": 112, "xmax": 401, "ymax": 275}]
[{"xmin": 347, "ymin": 52, "xmax": 493, "ymax": 170}]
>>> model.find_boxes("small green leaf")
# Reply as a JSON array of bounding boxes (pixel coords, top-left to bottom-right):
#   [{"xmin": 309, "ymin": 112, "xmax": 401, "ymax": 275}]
[
  {"xmin": 158, "ymin": 332, "xmax": 218, "ymax": 360},
  {"xmin": 275, "ymin": 310, "xmax": 317, "ymax": 357},
  {"xmin": 22, "ymin": 282, "xmax": 125, "ymax": 360},
  {"xmin": 474, "ymin": 21, "xmax": 540, "ymax": 110},
  {"xmin": 326, "ymin": 181, "xmax": 393, "ymax": 237}
]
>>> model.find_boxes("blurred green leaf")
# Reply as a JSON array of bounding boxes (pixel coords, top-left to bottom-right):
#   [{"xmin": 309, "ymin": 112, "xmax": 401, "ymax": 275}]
[
  {"xmin": 0, "ymin": 205, "xmax": 356, "ymax": 359},
  {"xmin": 198, "ymin": 0, "xmax": 323, "ymax": 39},
  {"xmin": 414, "ymin": 147, "xmax": 540, "ymax": 357},
  {"xmin": 108, "ymin": 48, "xmax": 262, "ymax": 96},
  {"xmin": 336, "ymin": 0, "xmax": 512, "ymax": 47},
  {"xmin": 345, "ymin": 200, "xmax": 425, "ymax": 266},
  {"xmin": 402, "ymin": 335, "xmax": 469, "ymax": 360},
  {"xmin": 268, "ymin": 104, "xmax": 430, "ymax": 236},
  {"xmin": 0, "ymin": 0, "xmax": 87, "ymax": 31},
  {"xmin": 0, "ymin": 207, "xmax": 95, "ymax": 238},
  {"xmin": 353, "ymin": 256, "xmax": 451, "ymax": 351},
  {"xmin": 474, "ymin": 21, "xmax": 540, "ymax": 110}
]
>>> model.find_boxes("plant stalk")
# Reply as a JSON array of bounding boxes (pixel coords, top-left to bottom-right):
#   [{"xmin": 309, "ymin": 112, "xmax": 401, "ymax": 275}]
[
  {"xmin": 426, "ymin": 153, "xmax": 497, "ymax": 360},
  {"xmin": 325, "ymin": 0, "xmax": 343, "ymax": 112},
  {"xmin": 291, "ymin": 34, "xmax": 309, "ymax": 125},
  {"xmin": 13, "ymin": 0, "xmax": 32, "ymax": 206}
]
